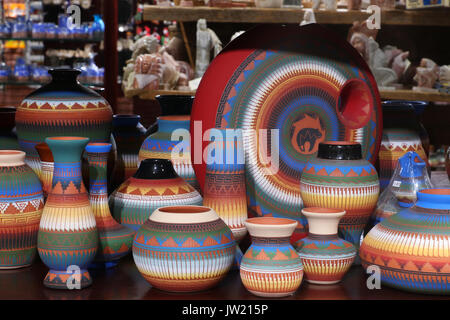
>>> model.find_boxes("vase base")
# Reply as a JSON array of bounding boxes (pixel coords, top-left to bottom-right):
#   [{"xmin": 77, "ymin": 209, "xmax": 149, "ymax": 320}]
[
  {"xmin": 88, "ymin": 260, "xmax": 119, "ymax": 269},
  {"xmin": 306, "ymin": 279, "xmax": 341, "ymax": 285},
  {"xmin": 0, "ymin": 264, "xmax": 32, "ymax": 270},
  {"xmin": 43, "ymin": 269, "xmax": 92, "ymax": 290},
  {"xmin": 247, "ymin": 289, "xmax": 295, "ymax": 298}
]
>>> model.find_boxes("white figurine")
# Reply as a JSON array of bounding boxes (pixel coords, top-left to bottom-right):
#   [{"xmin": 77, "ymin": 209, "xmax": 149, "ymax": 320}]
[
  {"xmin": 195, "ymin": 19, "xmax": 222, "ymax": 78},
  {"xmin": 300, "ymin": 10, "xmax": 316, "ymax": 26},
  {"xmin": 413, "ymin": 58, "xmax": 439, "ymax": 91}
]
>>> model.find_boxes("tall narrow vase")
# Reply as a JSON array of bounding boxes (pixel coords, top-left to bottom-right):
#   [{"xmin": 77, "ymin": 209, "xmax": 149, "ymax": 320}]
[
  {"xmin": 300, "ymin": 142, "xmax": 379, "ymax": 261},
  {"xmin": 37, "ymin": 137, "xmax": 98, "ymax": 289},
  {"xmin": 138, "ymin": 115, "xmax": 199, "ymax": 192},
  {"xmin": 35, "ymin": 142, "xmax": 54, "ymax": 200},
  {"xmin": 0, "ymin": 150, "xmax": 44, "ymax": 269},
  {"xmin": 240, "ymin": 217, "xmax": 304, "ymax": 298},
  {"xmin": 295, "ymin": 208, "xmax": 356, "ymax": 284},
  {"xmin": 109, "ymin": 114, "xmax": 147, "ymax": 192},
  {"xmin": 86, "ymin": 143, "xmax": 134, "ymax": 268},
  {"xmin": 203, "ymin": 129, "xmax": 248, "ymax": 267}
]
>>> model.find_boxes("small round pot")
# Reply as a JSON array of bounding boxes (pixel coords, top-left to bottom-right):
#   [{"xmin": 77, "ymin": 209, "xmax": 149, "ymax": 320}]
[
  {"xmin": 132, "ymin": 205, "xmax": 236, "ymax": 292},
  {"xmin": 240, "ymin": 217, "xmax": 304, "ymax": 298},
  {"xmin": 295, "ymin": 207, "xmax": 356, "ymax": 285}
]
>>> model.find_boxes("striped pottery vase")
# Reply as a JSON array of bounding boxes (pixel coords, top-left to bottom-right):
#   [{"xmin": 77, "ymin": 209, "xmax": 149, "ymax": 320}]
[
  {"xmin": 35, "ymin": 142, "xmax": 54, "ymax": 200},
  {"xmin": 85, "ymin": 143, "xmax": 134, "ymax": 268},
  {"xmin": 15, "ymin": 69, "xmax": 113, "ymax": 178},
  {"xmin": 0, "ymin": 150, "xmax": 44, "ymax": 269},
  {"xmin": 294, "ymin": 208, "xmax": 356, "ymax": 284},
  {"xmin": 0, "ymin": 107, "xmax": 20, "ymax": 150},
  {"xmin": 360, "ymin": 189, "xmax": 450, "ymax": 295},
  {"xmin": 378, "ymin": 129, "xmax": 428, "ymax": 191},
  {"xmin": 203, "ymin": 129, "xmax": 248, "ymax": 267},
  {"xmin": 138, "ymin": 115, "xmax": 199, "ymax": 192},
  {"xmin": 109, "ymin": 114, "xmax": 147, "ymax": 192},
  {"xmin": 37, "ymin": 137, "xmax": 98, "ymax": 289},
  {"xmin": 300, "ymin": 142, "xmax": 379, "ymax": 260},
  {"xmin": 132, "ymin": 205, "xmax": 236, "ymax": 292},
  {"xmin": 240, "ymin": 217, "xmax": 304, "ymax": 298},
  {"xmin": 109, "ymin": 158, "xmax": 202, "ymax": 232}
]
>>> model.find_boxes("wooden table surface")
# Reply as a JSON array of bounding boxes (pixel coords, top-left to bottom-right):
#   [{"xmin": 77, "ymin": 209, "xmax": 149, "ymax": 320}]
[{"xmin": 0, "ymin": 255, "xmax": 447, "ymax": 300}]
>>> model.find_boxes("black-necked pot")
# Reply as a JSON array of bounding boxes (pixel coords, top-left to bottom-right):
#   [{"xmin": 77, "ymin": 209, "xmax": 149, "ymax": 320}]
[
  {"xmin": 109, "ymin": 158, "xmax": 203, "ymax": 232},
  {"xmin": 15, "ymin": 68, "xmax": 113, "ymax": 177},
  {"xmin": 0, "ymin": 106, "xmax": 20, "ymax": 150},
  {"xmin": 110, "ymin": 114, "xmax": 147, "ymax": 192}
]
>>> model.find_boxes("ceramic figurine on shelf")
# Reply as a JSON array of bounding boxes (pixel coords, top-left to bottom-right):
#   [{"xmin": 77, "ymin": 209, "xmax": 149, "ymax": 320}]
[
  {"xmin": 109, "ymin": 159, "xmax": 202, "ymax": 232},
  {"xmin": 413, "ymin": 58, "xmax": 439, "ymax": 92},
  {"xmin": 360, "ymin": 189, "xmax": 450, "ymax": 295},
  {"xmin": 85, "ymin": 143, "xmax": 134, "ymax": 269},
  {"xmin": 300, "ymin": 10, "xmax": 316, "ymax": 25},
  {"xmin": 203, "ymin": 129, "xmax": 248, "ymax": 267},
  {"xmin": 15, "ymin": 68, "xmax": 113, "ymax": 177},
  {"xmin": 139, "ymin": 115, "xmax": 199, "ymax": 192},
  {"xmin": 347, "ymin": 21, "xmax": 410, "ymax": 88},
  {"xmin": 133, "ymin": 205, "xmax": 236, "ymax": 292},
  {"xmin": 312, "ymin": 0, "xmax": 337, "ymax": 10},
  {"xmin": 240, "ymin": 217, "xmax": 304, "ymax": 298},
  {"xmin": 195, "ymin": 19, "xmax": 222, "ymax": 78},
  {"xmin": 295, "ymin": 208, "xmax": 356, "ymax": 284},
  {"xmin": 0, "ymin": 150, "xmax": 44, "ymax": 269},
  {"xmin": 37, "ymin": 137, "xmax": 98, "ymax": 289},
  {"xmin": 0, "ymin": 107, "xmax": 20, "ymax": 150},
  {"xmin": 300, "ymin": 142, "xmax": 379, "ymax": 261}
]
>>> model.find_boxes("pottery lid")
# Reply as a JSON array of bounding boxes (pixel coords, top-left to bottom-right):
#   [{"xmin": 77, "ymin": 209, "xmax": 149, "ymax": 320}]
[
  {"xmin": 0, "ymin": 150, "xmax": 26, "ymax": 166},
  {"xmin": 317, "ymin": 141, "xmax": 362, "ymax": 160},
  {"xmin": 245, "ymin": 217, "xmax": 298, "ymax": 238},
  {"xmin": 134, "ymin": 158, "xmax": 179, "ymax": 180}
]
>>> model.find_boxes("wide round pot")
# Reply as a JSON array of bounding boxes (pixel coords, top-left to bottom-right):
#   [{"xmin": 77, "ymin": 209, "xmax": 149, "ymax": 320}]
[
  {"xmin": 360, "ymin": 188, "xmax": 450, "ymax": 295},
  {"xmin": 0, "ymin": 150, "xmax": 44, "ymax": 269},
  {"xmin": 132, "ymin": 205, "xmax": 236, "ymax": 292},
  {"xmin": 15, "ymin": 68, "xmax": 113, "ymax": 177}
]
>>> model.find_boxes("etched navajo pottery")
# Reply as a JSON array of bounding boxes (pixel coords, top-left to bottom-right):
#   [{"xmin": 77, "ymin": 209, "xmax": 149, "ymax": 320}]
[
  {"xmin": 37, "ymin": 137, "xmax": 98, "ymax": 289},
  {"xmin": 132, "ymin": 205, "xmax": 236, "ymax": 292},
  {"xmin": 360, "ymin": 188, "xmax": 450, "ymax": 295},
  {"xmin": 15, "ymin": 68, "xmax": 113, "ymax": 177},
  {"xmin": 0, "ymin": 150, "xmax": 44, "ymax": 269},
  {"xmin": 109, "ymin": 158, "xmax": 202, "ymax": 232},
  {"xmin": 295, "ymin": 208, "xmax": 356, "ymax": 284},
  {"xmin": 35, "ymin": 142, "xmax": 54, "ymax": 199},
  {"xmin": 0, "ymin": 107, "xmax": 20, "ymax": 150},
  {"xmin": 240, "ymin": 217, "xmax": 304, "ymax": 298},
  {"xmin": 109, "ymin": 114, "xmax": 147, "ymax": 192},
  {"xmin": 85, "ymin": 143, "xmax": 134, "ymax": 268},
  {"xmin": 138, "ymin": 115, "xmax": 199, "ymax": 192},
  {"xmin": 300, "ymin": 141, "xmax": 379, "ymax": 258}
]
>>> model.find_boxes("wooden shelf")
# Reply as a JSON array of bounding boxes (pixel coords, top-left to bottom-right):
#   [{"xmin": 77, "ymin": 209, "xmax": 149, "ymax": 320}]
[
  {"xmin": 128, "ymin": 87, "xmax": 450, "ymax": 103},
  {"xmin": 143, "ymin": 6, "xmax": 450, "ymax": 26}
]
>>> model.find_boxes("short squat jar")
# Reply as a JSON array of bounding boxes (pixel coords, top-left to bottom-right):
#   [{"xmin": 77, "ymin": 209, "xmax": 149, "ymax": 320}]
[
  {"xmin": 295, "ymin": 208, "xmax": 356, "ymax": 285},
  {"xmin": 240, "ymin": 217, "xmax": 304, "ymax": 298}
]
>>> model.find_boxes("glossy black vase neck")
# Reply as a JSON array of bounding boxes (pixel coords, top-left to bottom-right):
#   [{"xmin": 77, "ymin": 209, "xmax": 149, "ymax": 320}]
[
  {"xmin": 133, "ymin": 159, "xmax": 179, "ymax": 179},
  {"xmin": 49, "ymin": 68, "xmax": 81, "ymax": 83},
  {"xmin": 317, "ymin": 142, "xmax": 362, "ymax": 160},
  {"xmin": 156, "ymin": 95, "xmax": 194, "ymax": 116},
  {"xmin": 382, "ymin": 101, "xmax": 420, "ymax": 130}
]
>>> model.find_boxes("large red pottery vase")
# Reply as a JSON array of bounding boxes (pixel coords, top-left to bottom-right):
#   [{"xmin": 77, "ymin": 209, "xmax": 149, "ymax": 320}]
[
  {"xmin": 0, "ymin": 150, "xmax": 44, "ymax": 269},
  {"xmin": 15, "ymin": 68, "xmax": 113, "ymax": 178},
  {"xmin": 300, "ymin": 141, "xmax": 379, "ymax": 262},
  {"xmin": 37, "ymin": 137, "xmax": 98, "ymax": 290},
  {"xmin": 360, "ymin": 188, "xmax": 450, "ymax": 295},
  {"xmin": 132, "ymin": 205, "xmax": 236, "ymax": 292}
]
